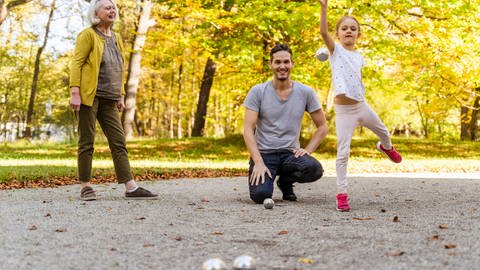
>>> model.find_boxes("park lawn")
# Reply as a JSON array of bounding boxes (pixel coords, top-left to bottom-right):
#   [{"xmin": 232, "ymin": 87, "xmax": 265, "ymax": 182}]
[{"xmin": 0, "ymin": 135, "xmax": 479, "ymax": 188}]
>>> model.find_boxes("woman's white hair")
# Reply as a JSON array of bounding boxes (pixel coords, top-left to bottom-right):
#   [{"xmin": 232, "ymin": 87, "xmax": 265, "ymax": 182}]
[{"xmin": 87, "ymin": 0, "xmax": 119, "ymax": 26}]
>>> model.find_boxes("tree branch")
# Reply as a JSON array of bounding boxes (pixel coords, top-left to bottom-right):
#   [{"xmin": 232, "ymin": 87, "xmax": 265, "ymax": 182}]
[
  {"xmin": 6, "ymin": 0, "xmax": 32, "ymax": 9},
  {"xmin": 408, "ymin": 11, "xmax": 448, "ymax": 21}
]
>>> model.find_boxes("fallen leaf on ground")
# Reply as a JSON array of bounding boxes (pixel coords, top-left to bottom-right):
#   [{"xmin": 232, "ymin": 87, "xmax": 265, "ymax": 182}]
[
  {"xmin": 386, "ymin": 250, "xmax": 405, "ymax": 256},
  {"xmin": 143, "ymin": 243, "xmax": 154, "ymax": 247},
  {"xmin": 28, "ymin": 225, "xmax": 37, "ymax": 230},
  {"xmin": 211, "ymin": 231, "xmax": 223, "ymax": 235},
  {"xmin": 44, "ymin": 213, "xmax": 51, "ymax": 217},
  {"xmin": 380, "ymin": 209, "xmax": 387, "ymax": 213},
  {"xmin": 172, "ymin": 236, "xmax": 182, "ymax": 241},
  {"xmin": 55, "ymin": 227, "xmax": 67, "ymax": 232},
  {"xmin": 278, "ymin": 230, "xmax": 289, "ymax": 235},
  {"xmin": 438, "ymin": 224, "xmax": 449, "ymax": 229},
  {"xmin": 443, "ymin": 243, "xmax": 456, "ymax": 249},
  {"xmin": 135, "ymin": 216, "xmax": 146, "ymax": 220},
  {"xmin": 353, "ymin": 217, "xmax": 373, "ymax": 221},
  {"xmin": 393, "ymin": 216, "xmax": 400, "ymax": 222},
  {"xmin": 298, "ymin": 258, "xmax": 314, "ymax": 264},
  {"xmin": 201, "ymin": 197, "xmax": 209, "ymax": 202},
  {"xmin": 428, "ymin": 235, "xmax": 444, "ymax": 241},
  {"xmin": 0, "ymin": 169, "xmax": 247, "ymax": 190}
]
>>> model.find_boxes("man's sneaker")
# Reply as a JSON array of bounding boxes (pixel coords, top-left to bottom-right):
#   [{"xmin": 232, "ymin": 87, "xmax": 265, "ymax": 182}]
[
  {"xmin": 125, "ymin": 187, "xmax": 158, "ymax": 200},
  {"xmin": 276, "ymin": 180, "xmax": 297, "ymax": 201},
  {"xmin": 80, "ymin": 186, "xmax": 96, "ymax": 201},
  {"xmin": 336, "ymin": 193, "xmax": 350, "ymax": 212},
  {"xmin": 376, "ymin": 142, "xmax": 402, "ymax": 163}
]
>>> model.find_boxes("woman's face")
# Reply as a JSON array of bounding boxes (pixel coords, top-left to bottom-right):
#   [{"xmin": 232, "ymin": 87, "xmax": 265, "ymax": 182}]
[{"xmin": 96, "ymin": 0, "xmax": 117, "ymax": 25}]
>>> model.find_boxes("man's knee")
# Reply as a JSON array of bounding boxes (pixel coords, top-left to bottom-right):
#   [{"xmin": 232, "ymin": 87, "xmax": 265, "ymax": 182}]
[
  {"xmin": 312, "ymin": 165, "xmax": 323, "ymax": 180},
  {"xmin": 250, "ymin": 190, "xmax": 272, "ymax": 204},
  {"xmin": 305, "ymin": 161, "xmax": 323, "ymax": 182}
]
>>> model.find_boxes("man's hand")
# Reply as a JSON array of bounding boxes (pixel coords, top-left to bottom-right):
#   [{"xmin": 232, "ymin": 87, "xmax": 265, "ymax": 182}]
[
  {"xmin": 70, "ymin": 87, "xmax": 81, "ymax": 112},
  {"xmin": 249, "ymin": 162, "xmax": 272, "ymax": 186},
  {"xmin": 293, "ymin": 148, "xmax": 311, "ymax": 158}
]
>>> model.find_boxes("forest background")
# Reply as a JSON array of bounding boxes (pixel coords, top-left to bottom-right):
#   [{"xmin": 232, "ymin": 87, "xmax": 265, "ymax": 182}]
[
  {"xmin": 0, "ymin": 0, "xmax": 479, "ymax": 185},
  {"xmin": 1, "ymin": 0, "xmax": 479, "ymax": 141}
]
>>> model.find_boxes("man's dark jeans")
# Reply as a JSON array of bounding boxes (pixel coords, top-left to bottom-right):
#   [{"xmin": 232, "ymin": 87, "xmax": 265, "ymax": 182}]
[{"xmin": 248, "ymin": 150, "xmax": 323, "ymax": 204}]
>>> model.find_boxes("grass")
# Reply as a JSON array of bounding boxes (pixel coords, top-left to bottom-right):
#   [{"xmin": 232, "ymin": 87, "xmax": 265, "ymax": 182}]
[{"xmin": 1, "ymin": 134, "xmax": 480, "ymax": 185}]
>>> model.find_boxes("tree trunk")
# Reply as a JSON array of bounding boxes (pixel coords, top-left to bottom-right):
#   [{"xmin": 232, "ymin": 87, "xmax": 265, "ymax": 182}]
[
  {"xmin": 168, "ymin": 68, "xmax": 174, "ymax": 138},
  {"xmin": 176, "ymin": 62, "xmax": 183, "ymax": 138},
  {"xmin": 133, "ymin": 111, "xmax": 144, "ymax": 136},
  {"xmin": 0, "ymin": 0, "xmax": 6, "ymax": 25},
  {"xmin": 188, "ymin": 73, "xmax": 196, "ymax": 137},
  {"xmin": 0, "ymin": 0, "xmax": 33, "ymax": 25},
  {"xmin": 192, "ymin": 58, "xmax": 216, "ymax": 137},
  {"xmin": 122, "ymin": 0, "xmax": 153, "ymax": 139},
  {"xmin": 460, "ymin": 105, "xmax": 469, "ymax": 140},
  {"xmin": 414, "ymin": 98, "xmax": 428, "ymax": 138},
  {"xmin": 469, "ymin": 95, "xmax": 480, "ymax": 141},
  {"xmin": 25, "ymin": 0, "xmax": 55, "ymax": 138}
]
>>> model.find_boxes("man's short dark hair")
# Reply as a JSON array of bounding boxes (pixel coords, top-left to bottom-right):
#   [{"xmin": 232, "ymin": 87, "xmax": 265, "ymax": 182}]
[{"xmin": 270, "ymin": 44, "xmax": 293, "ymax": 62}]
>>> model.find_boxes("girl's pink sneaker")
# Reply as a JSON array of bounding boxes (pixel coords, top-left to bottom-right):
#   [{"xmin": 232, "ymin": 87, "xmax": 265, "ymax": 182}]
[
  {"xmin": 376, "ymin": 142, "xmax": 402, "ymax": 163},
  {"xmin": 336, "ymin": 193, "xmax": 350, "ymax": 212}
]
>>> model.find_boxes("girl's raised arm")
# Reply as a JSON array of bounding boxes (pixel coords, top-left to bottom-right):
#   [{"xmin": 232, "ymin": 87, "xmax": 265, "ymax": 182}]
[{"xmin": 319, "ymin": 0, "xmax": 335, "ymax": 55}]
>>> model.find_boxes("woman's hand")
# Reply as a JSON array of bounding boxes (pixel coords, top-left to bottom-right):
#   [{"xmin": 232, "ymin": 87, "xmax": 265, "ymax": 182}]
[
  {"xmin": 70, "ymin": 87, "xmax": 81, "ymax": 111},
  {"xmin": 117, "ymin": 96, "xmax": 125, "ymax": 112}
]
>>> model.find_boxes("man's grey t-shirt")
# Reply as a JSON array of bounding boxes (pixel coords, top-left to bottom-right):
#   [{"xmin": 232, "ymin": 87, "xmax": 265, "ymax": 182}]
[{"xmin": 243, "ymin": 80, "xmax": 321, "ymax": 152}]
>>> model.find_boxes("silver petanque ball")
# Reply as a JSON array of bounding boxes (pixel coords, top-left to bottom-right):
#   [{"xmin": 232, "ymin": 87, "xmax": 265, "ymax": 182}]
[
  {"xmin": 315, "ymin": 47, "xmax": 329, "ymax": 62},
  {"xmin": 263, "ymin": 198, "xmax": 274, "ymax": 209},
  {"xmin": 200, "ymin": 258, "xmax": 227, "ymax": 270},
  {"xmin": 233, "ymin": 254, "xmax": 256, "ymax": 270}
]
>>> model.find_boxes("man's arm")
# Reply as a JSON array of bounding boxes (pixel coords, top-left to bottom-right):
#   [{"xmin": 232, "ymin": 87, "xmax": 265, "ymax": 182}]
[
  {"xmin": 243, "ymin": 108, "xmax": 272, "ymax": 186},
  {"xmin": 304, "ymin": 108, "xmax": 328, "ymax": 154}
]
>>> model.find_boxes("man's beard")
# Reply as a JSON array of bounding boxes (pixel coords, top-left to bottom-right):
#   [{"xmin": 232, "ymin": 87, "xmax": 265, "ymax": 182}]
[{"xmin": 275, "ymin": 72, "xmax": 289, "ymax": 81}]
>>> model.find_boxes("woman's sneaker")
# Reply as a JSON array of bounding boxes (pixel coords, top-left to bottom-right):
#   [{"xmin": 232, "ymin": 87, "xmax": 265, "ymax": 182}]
[
  {"xmin": 336, "ymin": 193, "xmax": 350, "ymax": 212},
  {"xmin": 376, "ymin": 142, "xmax": 402, "ymax": 163},
  {"xmin": 80, "ymin": 186, "xmax": 97, "ymax": 201}
]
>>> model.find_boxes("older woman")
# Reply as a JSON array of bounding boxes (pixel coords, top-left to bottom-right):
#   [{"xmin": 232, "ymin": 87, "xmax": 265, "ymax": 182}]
[{"xmin": 69, "ymin": 0, "xmax": 157, "ymax": 200}]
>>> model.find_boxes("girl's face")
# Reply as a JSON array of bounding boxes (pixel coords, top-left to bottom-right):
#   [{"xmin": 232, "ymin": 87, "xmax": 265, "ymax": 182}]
[{"xmin": 336, "ymin": 18, "xmax": 360, "ymax": 47}]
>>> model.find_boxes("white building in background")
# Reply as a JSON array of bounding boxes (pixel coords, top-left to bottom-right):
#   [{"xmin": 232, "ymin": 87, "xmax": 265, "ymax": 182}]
[{"xmin": 0, "ymin": 122, "xmax": 69, "ymax": 142}]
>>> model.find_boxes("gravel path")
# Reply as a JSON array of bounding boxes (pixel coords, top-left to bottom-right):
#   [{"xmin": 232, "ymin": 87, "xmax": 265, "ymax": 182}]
[{"xmin": 1, "ymin": 175, "xmax": 479, "ymax": 270}]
